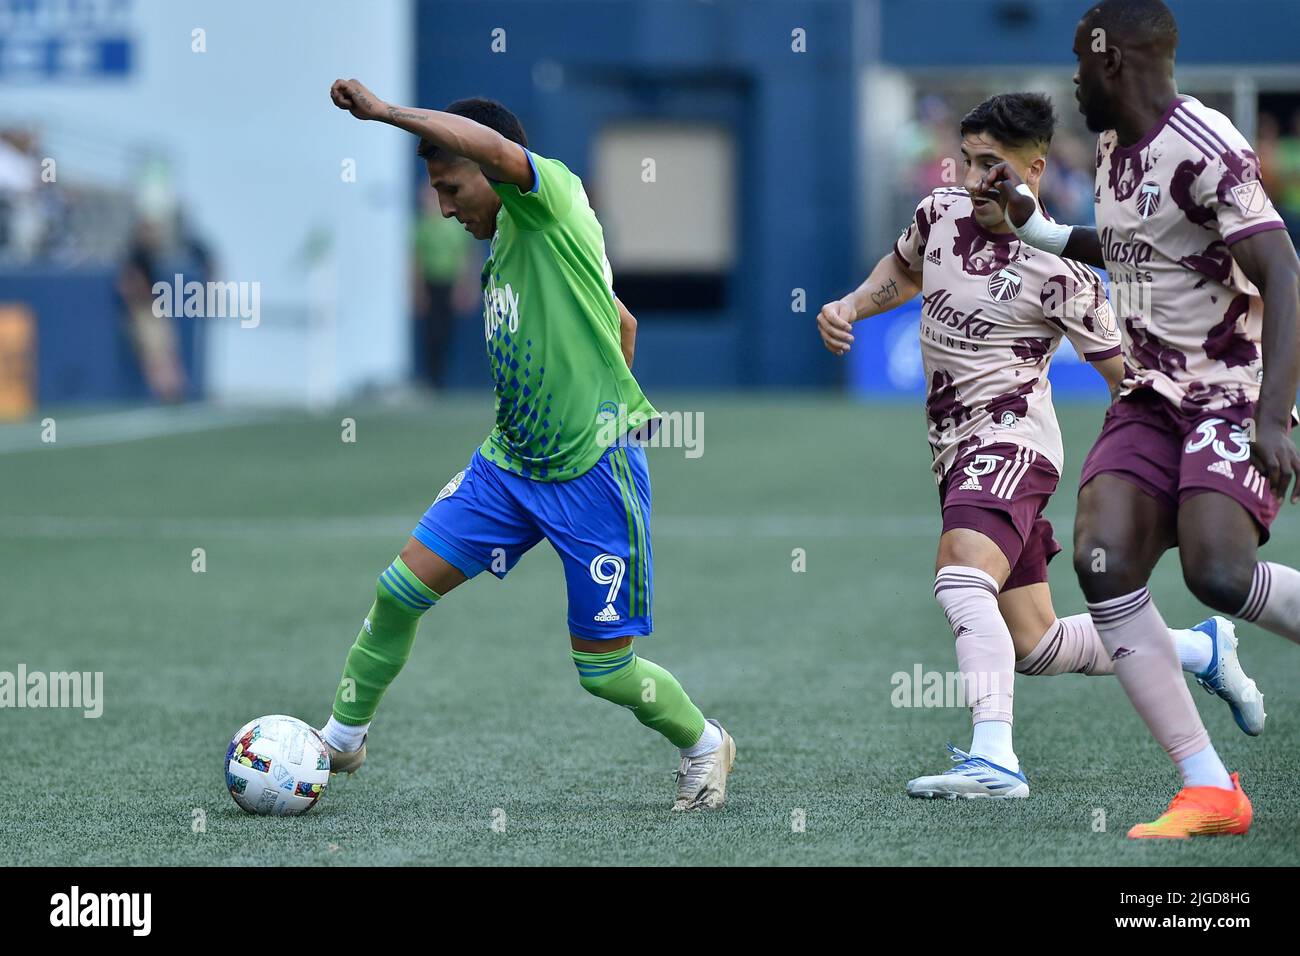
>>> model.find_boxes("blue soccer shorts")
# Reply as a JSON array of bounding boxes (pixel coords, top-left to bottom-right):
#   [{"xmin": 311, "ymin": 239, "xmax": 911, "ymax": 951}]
[{"xmin": 412, "ymin": 444, "xmax": 653, "ymax": 640}]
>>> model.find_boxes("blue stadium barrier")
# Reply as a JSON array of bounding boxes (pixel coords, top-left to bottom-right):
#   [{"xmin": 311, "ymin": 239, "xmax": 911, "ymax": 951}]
[{"xmin": 0, "ymin": 268, "xmax": 203, "ymax": 404}]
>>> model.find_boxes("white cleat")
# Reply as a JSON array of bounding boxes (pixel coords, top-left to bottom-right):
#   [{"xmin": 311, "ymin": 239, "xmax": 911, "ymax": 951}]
[
  {"xmin": 906, "ymin": 745, "xmax": 1029, "ymax": 800},
  {"xmin": 1192, "ymin": 616, "xmax": 1266, "ymax": 737},
  {"xmin": 671, "ymin": 719, "xmax": 736, "ymax": 811},
  {"xmin": 315, "ymin": 729, "xmax": 367, "ymax": 775}
]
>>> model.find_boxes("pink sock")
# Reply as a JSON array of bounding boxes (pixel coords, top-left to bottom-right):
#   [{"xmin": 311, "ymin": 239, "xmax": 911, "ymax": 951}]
[
  {"xmin": 1239, "ymin": 562, "xmax": 1300, "ymax": 644},
  {"xmin": 1019, "ymin": 616, "xmax": 1214, "ymax": 677},
  {"xmin": 1087, "ymin": 588, "xmax": 1211, "ymax": 763},
  {"xmin": 1016, "ymin": 613, "xmax": 1115, "ymax": 676},
  {"xmin": 934, "ymin": 567, "xmax": 1014, "ymax": 724}
]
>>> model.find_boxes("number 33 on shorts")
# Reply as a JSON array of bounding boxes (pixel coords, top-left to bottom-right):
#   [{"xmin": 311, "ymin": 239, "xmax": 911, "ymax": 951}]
[
  {"xmin": 1184, "ymin": 417, "xmax": 1272, "ymax": 501},
  {"xmin": 1185, "ymin": 418, "xmax": 1252, "ymax": 463}
]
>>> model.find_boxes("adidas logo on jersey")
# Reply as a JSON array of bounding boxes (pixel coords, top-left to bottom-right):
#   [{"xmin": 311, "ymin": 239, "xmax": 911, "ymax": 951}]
[
  {"xmin": 959, "ymin": 475, "xmax": 983, "ymax": 491},
  {"xmin": 1207, "ymin": 460, "xmax": 1235, "ymax": 480},
  {"xmin": 926, "ymin": 248, "xmax": 941, "ymax": 265},
  {"xmin": 594, "ymin": 604, "xmax": 621, "ymax": 623}
]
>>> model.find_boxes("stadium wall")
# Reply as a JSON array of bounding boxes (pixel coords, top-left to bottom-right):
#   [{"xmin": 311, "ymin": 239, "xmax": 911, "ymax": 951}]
[
  {"xmin": 0, "ymin": 0, "xmax": 413, "ymax": 405},
  {"xmin": 878, "ymin": 0, "xmax": 1300, "ymax": 69},
  {"xmin": 418, "ymin": 0, "xmax": 858, "ymax": 390}
]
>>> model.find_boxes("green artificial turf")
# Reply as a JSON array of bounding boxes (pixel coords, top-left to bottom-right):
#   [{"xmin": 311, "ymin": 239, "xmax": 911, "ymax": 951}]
[{"xmin": 2, "ymin": 396, "xmax": 1297, "ymax": 865}]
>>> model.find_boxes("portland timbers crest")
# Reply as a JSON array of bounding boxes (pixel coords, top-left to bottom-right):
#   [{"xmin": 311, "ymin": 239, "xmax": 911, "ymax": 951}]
[
  {"xmin": 1137, "ymin": 181, "xmax": 1161, "ymax": 219},
  {"xmin": 987, "ymin": 267, "xmax": 1022, "ymax": 302}
]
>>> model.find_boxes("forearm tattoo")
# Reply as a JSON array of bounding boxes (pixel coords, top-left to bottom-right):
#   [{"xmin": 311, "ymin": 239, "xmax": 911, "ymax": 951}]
[{"xmin": 869, "ymin": 278, "xmax": 899, "ymax": 307}]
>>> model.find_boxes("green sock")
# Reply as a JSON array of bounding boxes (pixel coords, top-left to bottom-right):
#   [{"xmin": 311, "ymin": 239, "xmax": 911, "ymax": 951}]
[
  {"xmin": 332, "ymin": 557, "xmax": 440, "ymax": 725},
  {"xmin": 572, "ymin": 645, "xmax": 706, "ymax": 748}
]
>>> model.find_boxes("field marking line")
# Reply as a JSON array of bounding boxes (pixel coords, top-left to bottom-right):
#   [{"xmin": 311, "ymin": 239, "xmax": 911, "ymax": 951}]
[
  {"xmin": 0, "ymin": 513, "xmax": 953, "ymax": 540},
  {"xmin": 0, "ymin": 406, "xmax": 291, "ymax": 454}
]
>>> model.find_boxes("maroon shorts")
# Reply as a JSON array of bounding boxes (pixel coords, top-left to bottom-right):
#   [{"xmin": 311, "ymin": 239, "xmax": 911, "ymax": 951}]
[
  {"xmin": 1079, "ymin": 389, "xmax": 1281, "ymax": 543},
  {"xmin": 939, "ymin": 442, "xmax": 1062, "ymax": 590}
]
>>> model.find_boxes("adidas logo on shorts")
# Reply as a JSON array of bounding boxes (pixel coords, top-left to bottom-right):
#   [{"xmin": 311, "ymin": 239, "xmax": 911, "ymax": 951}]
[
  {"xmin": 594, "ymin": 604, "xmax": 621, "ymax": 623},
  {"xmin": 959, "ymin": 475, "xmax": 982, "ymax": 491},
  {"xmin": 1207, "ymin": 460, "xmax": 1235, "ymax": 480},
  {"xmin": 926, "ymin": 248, "xmax": 941, "ymax": 265}
]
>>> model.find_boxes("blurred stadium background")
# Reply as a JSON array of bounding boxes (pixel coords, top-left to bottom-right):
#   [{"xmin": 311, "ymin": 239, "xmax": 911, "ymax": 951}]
[
  {"xmin": 4, "ymin": 0, "xmax": 1300, "ymax": 411},
  {"xmin": 4, "ymin": 0, "xmax": 1300, "ymax": 865}
]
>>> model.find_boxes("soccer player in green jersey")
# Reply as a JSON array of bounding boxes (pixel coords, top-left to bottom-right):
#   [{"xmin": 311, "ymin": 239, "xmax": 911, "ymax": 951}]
[{"xmin": 319, "ymin": 78, "xmax": 735, "ymax": 811}]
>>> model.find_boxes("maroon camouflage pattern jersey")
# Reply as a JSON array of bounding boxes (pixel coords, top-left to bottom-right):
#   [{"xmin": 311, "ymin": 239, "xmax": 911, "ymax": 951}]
[
  {"xmin": 1094, "ymin": 95, "xmax": 1287, "ymax": 415},
  {"xmin": 894, "ymin": 187, "xmax": 1120, "ymax": 482}
]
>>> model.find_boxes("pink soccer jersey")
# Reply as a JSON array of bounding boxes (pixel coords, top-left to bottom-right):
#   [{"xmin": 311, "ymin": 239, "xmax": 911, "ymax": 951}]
[
  {"xmin": 1094, "ymin": 95, "xmax": 1288, "ymax": 414},
  {"xmin": 894, "ymin": 187, "xmax": 1121, "ymax": 482}
]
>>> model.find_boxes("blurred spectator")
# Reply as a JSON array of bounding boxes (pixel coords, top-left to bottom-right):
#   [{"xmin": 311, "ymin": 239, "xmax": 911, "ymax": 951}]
[
  {"xmin": 0, "ymin": 126, "xmax": 103, "ymax": 263},
  {"xmin": 176, "ymin": 208, "xmax": 216, "ymax": 285},
  {"xmin": 1258, "ymin": 110, "xmax": 1300, "ymax": 246},
  {"xmin": 899, "ymin": 95, "xmax": 958, "ymax": 197},
  {"xmin": 1040, "ymin": 129, "xmax": 1096, "ymax": 227},
  {"xmin": 411, "ymin": 185, "xmax": 478, "ymax": 388},
  {"xmin": 890, "ymin": 89, "xmax": 1105, "ymax": 248},
  {"xmin": 0, "ymin": 128, "xmax": 47, "ymax": 260},
  {"xmin": 117, "ymin": 213, "xmax": 211, "ymax": 403}
]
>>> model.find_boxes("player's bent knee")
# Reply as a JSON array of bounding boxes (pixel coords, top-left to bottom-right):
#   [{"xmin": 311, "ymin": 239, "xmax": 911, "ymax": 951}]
[
  {"xmin": 1072, "ymin": 534, "xmax": 1142, "ymax": 598},
  {"xmin": 1182, "ymin": 558, "xmax": 1253, "ymax": 615},
  {"xmin": 373, "ymin": 558, "xmax": 440, "ymax": 618},
  {"xmin": 935, "ymin": 528, "xmax": 1008, "ymax": 580},
  {"xmin": 572, "ymin": 645, "xmax": 637, "ymax": 700},
  {"xmin": 1071, "ymin": 537, "xmax": 1100, "ymax": 580},
  {"xmin": 578, "ymin": 673, "xmax": 614, "ymax": 699}
]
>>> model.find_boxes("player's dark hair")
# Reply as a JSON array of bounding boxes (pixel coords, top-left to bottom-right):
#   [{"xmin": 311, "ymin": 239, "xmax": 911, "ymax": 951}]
[
  {"xmin": 1082, "ymin": 0, "xmax": 1178, "ymax": 56},
  {"xmin": 959, "ymin": 93, "xmax": 1057, "ymax": 153},
  {"xmin": 417, "ymin": 97, "xmax": 529, "ymax": 160}
]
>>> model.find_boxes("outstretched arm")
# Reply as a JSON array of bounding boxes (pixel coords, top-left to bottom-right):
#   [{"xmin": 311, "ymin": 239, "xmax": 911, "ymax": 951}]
[
  {"xmin": 330, "ymin": 78, "xmax": 533, "ymax": 190},
  {"xmin": 1232, "ymin": 228, "xmax": 1300, "ymax": 502},
  {"xmin": 1060, "ymin": 227, "xmax": 1103, "ymax": 268},
  {"xmin": 974, "ymin": 162, "xmax": 1105, "ymax": 268},
  {"xmin": 815, "ymin": 251, "xmax": 922, "ymax": 356}
]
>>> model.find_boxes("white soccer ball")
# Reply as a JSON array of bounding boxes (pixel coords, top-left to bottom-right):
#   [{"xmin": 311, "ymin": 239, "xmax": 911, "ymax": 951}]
[{"xmin": 225, "ymin": 715, "xmax": 330, "ymax": 816}]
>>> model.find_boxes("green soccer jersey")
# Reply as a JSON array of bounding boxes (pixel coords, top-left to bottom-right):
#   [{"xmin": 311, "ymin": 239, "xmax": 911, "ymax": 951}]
[{"xmin": 478, "ymin": 149, "xmax": 658, "ymax": 480}]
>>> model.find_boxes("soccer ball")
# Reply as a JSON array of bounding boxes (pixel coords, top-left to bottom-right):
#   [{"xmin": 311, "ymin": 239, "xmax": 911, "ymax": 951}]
[{"xmin": 225, "ymin": 715, "xmax": 330, "ymax": 816}]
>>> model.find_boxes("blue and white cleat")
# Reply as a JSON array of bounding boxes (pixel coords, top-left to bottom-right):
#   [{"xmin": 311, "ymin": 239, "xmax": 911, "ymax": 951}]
[
  {"xmin": 1192, "ymin": 616, "xmax": 1265, "ymax": 737},
  {"xmin": 905, "ymin": 745, "xmax": 1029, "ymax": 800}
]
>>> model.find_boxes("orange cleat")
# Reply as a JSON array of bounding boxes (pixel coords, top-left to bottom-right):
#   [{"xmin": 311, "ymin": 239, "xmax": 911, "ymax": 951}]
[{"xmin": 1127, "ymin": 772, "xmax": 1252, "ymax": 839}]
